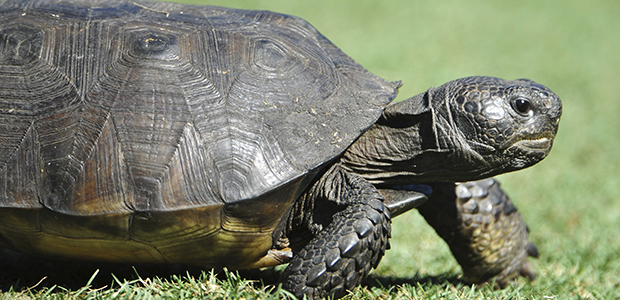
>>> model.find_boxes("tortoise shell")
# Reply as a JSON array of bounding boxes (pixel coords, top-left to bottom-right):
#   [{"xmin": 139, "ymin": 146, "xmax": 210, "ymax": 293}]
[{"xmin": 0, "ymin": 0, "xmax": 397, "ymax": 268}]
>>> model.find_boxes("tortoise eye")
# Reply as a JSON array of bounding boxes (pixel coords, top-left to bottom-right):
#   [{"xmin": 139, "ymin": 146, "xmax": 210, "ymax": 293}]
[{"xmin": 512, "ymin": 98, "xmax": 533, "ymax": 117}]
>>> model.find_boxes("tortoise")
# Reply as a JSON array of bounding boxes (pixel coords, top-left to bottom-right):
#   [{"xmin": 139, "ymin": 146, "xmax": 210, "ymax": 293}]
[{"xmin": 0, "ymin": 0, "xmax": 562, "ymax": 298}]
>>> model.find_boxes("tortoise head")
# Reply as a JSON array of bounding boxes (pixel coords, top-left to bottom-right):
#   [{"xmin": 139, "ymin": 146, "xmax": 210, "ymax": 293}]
[
  {"xmin": 441, "ymin": 76, "xmax": 562, "ymax": 172},
  {"xmin": 341, "ymin": 76, "xmax": 562, "ymax": 185}
]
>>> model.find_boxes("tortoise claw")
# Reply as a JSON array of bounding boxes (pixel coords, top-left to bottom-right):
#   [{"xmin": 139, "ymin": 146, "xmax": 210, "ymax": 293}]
[
  {"xmin": 527, "ymin": 241, "xmax": 540, "ymax": 258},
  {"xmin": 519, "ymin": 260, "xmax": 537, "ymax": 281}
]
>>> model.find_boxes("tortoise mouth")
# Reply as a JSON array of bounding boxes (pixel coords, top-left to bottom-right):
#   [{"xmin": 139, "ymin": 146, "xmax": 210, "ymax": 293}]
[
  {"xmin": 511, "ymin": 137, "xmax": 552, "ymax": 151},
  {"xmin": 504, "ymin": 136, "xmax": 553, "ymax": 157}
]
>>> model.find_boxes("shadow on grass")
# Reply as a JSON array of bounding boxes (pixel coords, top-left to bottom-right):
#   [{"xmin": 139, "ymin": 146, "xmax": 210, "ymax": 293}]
[
  {"xmin": 1, "ymin": 248, "xmax": 464, "ymax": 293},
  {"xmin": 0, "ymin": 248, "xmax": 290, "ymax": 293},
  {"xmin": 361, "ymin": 272, "xmax": 465, "ymax": 290},
  {"xmin": 0, "ymin": 249, "xmax": 198, "ymax": 291}
]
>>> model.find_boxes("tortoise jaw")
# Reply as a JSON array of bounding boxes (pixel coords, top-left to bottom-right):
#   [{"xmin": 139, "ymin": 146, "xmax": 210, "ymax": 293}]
[
  {"xmin": 499, "ymin": 132, "xmax": 554, "ymax": 152},
  {"xmin": 511, "ymin": 137, "xmax": 552, "ymax": 151},
  {"xmin": 500, "ymin": 136, "xmax": 554, "ymax": 170}
]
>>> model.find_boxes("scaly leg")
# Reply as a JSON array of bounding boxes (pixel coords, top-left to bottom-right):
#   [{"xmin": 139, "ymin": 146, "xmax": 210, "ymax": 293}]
[
  {"xmin": 418, "ymin": 178, "xmax": 538, "ymax": 287},
  {"xmin": 280, "ymin": 165, "xmax": 391, "ymax": 299}
]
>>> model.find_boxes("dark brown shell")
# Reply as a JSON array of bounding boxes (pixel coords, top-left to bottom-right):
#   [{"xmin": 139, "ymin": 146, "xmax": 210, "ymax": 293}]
[{"xmin": 0, "ymin": 0, "xmax": 397, "ymax": 267}]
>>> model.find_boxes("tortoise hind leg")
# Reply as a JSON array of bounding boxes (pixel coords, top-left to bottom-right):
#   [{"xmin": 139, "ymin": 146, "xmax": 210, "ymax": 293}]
[
  {"xmin": 418, "ymin": 178, "xmax": 538, "ymax": 288},
  {"xmin": 280, "ymin": 165, "xmax": 391, "ymax": 299}
]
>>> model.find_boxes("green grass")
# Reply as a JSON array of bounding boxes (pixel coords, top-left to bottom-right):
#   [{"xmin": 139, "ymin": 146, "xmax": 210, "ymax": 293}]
[{"xmin": 2, "ymin": 0, "xmax": 619, "ymax": 299}]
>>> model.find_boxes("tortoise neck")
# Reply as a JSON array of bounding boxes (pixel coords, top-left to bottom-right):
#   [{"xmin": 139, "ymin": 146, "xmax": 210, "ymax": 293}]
[
  {"xmin": 339, "ymin": 114, "xmax": 434, "ymax": 186},
  {"xmin": 340, "ymin": 90, "xmax": 492, "ymax": 186}
]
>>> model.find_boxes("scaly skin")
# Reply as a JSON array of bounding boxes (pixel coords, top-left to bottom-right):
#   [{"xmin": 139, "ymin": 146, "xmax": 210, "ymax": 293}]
[
  {"xmin": 281, "ymin": 165, "xmax": 390, "ymax": 299},
  {"xmin": 418, "ymin": 178, "xmax": 538, "ymax": 287},
  {"xmin": 280, "ymin": 199, "xmax": 390, "ymax": 299}
]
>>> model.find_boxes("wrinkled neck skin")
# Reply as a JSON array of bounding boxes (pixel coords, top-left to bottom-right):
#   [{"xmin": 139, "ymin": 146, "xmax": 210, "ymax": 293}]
[
  {"xmin": 340, "ymin": 76, "xmax": 562, "ymax": 187},
  {"xmin": 341, "ymin": 89, "xmax": 494, "ymax": 187}
]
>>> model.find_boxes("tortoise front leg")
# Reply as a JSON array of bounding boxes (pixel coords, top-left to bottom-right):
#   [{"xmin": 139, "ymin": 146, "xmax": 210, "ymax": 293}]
[
  {"xmin": 418, "ymin": 178, "xmax": 538, "ymax": 287},
  {"xmin": 280, "ymin": 165, "xmax": 391, "ymax": 299}
]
